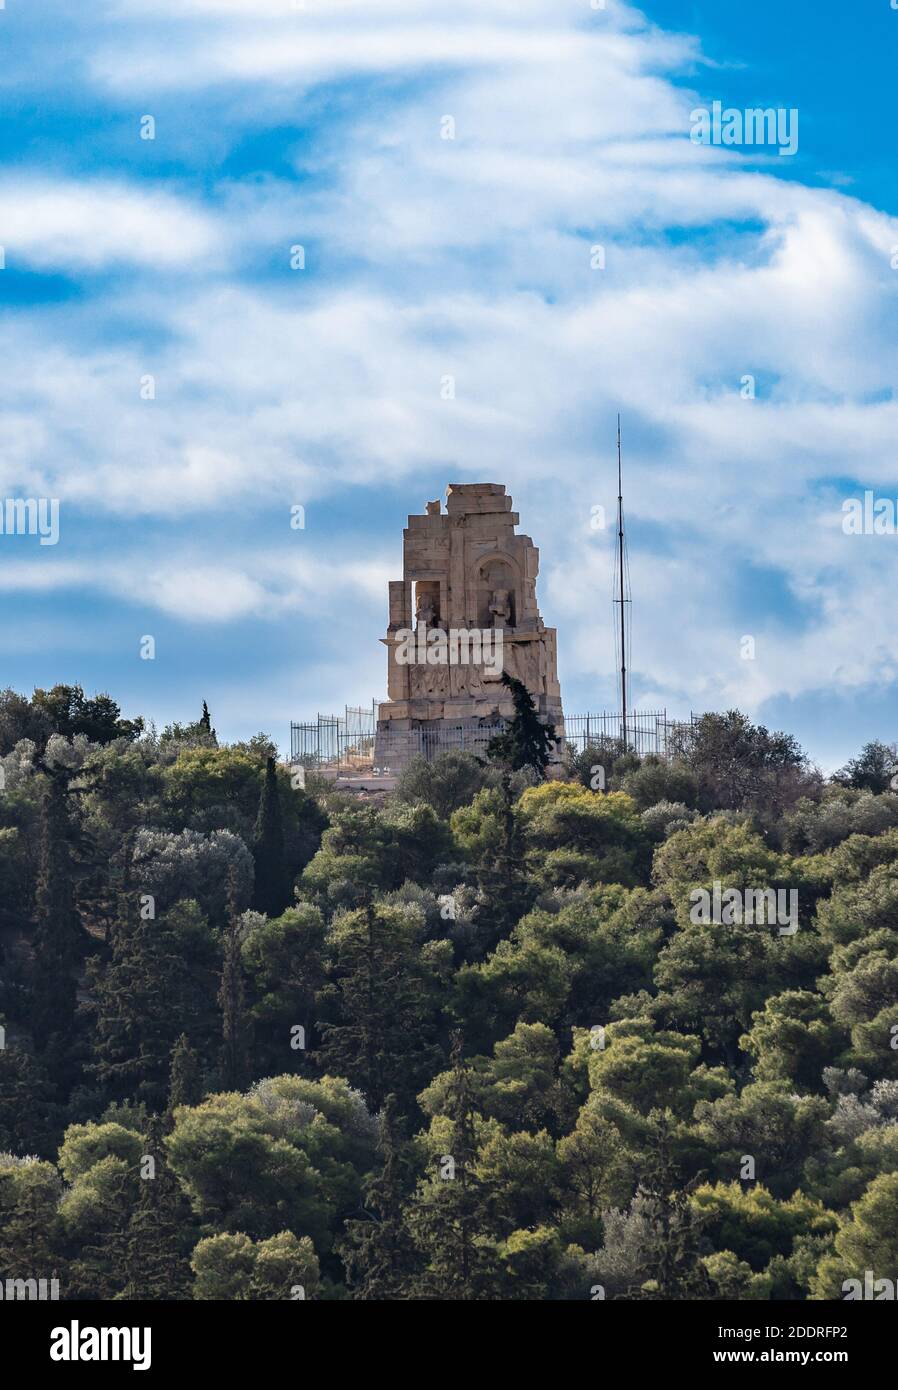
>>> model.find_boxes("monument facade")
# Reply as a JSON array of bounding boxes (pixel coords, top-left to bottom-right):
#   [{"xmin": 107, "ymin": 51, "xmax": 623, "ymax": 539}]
[{"xmin": 374, "ymin": 483, "xmax": 564, "ymax": 770}]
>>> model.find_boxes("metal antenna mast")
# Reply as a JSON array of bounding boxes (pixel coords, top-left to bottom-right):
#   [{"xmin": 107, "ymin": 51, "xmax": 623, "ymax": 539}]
[{"xmin": 614, "ymin": 415, "xmax": 631, "ymax": 749}]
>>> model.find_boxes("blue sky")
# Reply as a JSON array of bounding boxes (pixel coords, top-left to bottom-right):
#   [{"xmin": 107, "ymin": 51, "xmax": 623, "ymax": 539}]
[{"xmin": 1, "ymin": 0, "xmax": 897, "ymax": 771}]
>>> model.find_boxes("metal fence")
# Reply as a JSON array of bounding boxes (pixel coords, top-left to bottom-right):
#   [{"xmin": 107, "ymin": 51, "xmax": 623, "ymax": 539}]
[
  {"xmin": 291, "ymin": 705, "xmax": 380, "ymax": 768},
  {"xmin": 564, "ymin": 710, "xmax": 698, "ymax": 759},
  {"xmin": 291, "ymin": 704, "xmax": 697, "ymax": 769}
]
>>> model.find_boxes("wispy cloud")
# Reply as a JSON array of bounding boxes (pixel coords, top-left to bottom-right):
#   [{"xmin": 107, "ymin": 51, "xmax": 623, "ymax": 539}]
[{"xmin": 0, "ymin": 179, "xmax": 220, "ymax": 270}]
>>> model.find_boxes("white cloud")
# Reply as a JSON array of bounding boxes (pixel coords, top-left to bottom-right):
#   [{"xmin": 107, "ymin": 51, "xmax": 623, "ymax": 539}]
[
  {"xmin": 0, "ymin": 179, "xmax": 220, "ymax": 270},
  {"xmin": 95, "ymin": 0, "xmax": 679, "ymax": 94}
]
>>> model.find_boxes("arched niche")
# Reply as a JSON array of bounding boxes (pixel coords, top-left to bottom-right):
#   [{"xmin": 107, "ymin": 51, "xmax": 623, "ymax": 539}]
[{"xmin": 474, "ymin": 553, "xmax": 520, "ymax": 628}]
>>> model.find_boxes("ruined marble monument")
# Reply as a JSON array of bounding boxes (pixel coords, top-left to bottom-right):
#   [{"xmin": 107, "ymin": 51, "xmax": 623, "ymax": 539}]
[{"xmin": 374, "ymin": 483, "xmax": 564, "ymax": 770}]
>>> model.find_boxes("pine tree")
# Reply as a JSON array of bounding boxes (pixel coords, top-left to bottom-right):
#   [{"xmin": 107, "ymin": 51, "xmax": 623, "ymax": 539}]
[
  {"xmin": 252, "ymin": 755, "xmax": 291, "ymax": 918},
  {"xmin": 32, "ymin": 771, "xmax": 82, "ymax": 1053},
  {"xmin": 69, "ymin": 1155, "xmax": 136, "ymax": 1300},
  {"xmin": 339, "ymin": 1095, "xmax": 419, "ymax": 1299},
  {"xmin": 119, "ymin": 1115, "xmax": 194, "ymax": 1301},
  {"xmin": 200, "ymin": 701, "xmax": 212, "ymax": 734},
  {"xmin": 486, "ymin": 672, "xmax": 556, "ymax": 776}
]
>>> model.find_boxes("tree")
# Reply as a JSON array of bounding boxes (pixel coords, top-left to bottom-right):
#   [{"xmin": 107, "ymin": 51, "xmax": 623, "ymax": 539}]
[
  {"xmin": 57, "ymin": 1122, "xmax": 144, "ymax": 1299},
  {"xmin": 0, "ymin": 1047, "xmax": 57, "ymax": 1159},
  {"xmin": 451, "ymin": 777, "xmax": 533, "ymax": 951},
  {"xmin": 407, "ymin": 1036, "xmax": 500, "ymax": 1299},
  {"xmin": 118, "ymin": 1115, "xmax": 194, "ymax": 1299},
  {"xmin": 88, "ymin": 842, "xmax": 203, "ymax": 1109},
  {"xmin": 672, "ymin": 709, "xmax": 815, "ymax": 816},
  {"xmin": 32, "ymin": 771, "xmax": 84, "ymax": 1055},
  {"xmin": 395, "ymin": 751, "xmax": 492, "ymax": 820},
  {"xmin": 619, "ymin": 756, "xmax": 699, "ymax": 810},
  {"xmin": 218, "ymin": 870, "xmax": 250, "ymax": 1090},
  {"xmin": 740, "ymin": 991, "xmax": 846, "ymax": 1091},
  {"xmin": 0, "ymin": 1157, "xmax": 64, "ymax": 1289},
  {"xmin": 0, "ymin": 687, "xmax": 53, "ymax": 754},
  {"xmin": 166, "ymin": 1035, "xmax": 204, "ymax": 1121},
  {"xmin": 516, "ymin": 782, "xmax": 647, "ymax": 890},
  {"xmin": 833, "ymin": 741, "xmax": 896, "ymax": 795},
  {"xmin": 192, "ymin": 1230, "xmax": 320, "ymax": 1300},
  {"xmin": 592, "ymin": 1114, "xmax": 711, "ymax": 1300},
  {"xmin": 241, "ymin": 904, "xmax": 326, "ymax": 1075},
  {"xmin": 558, "ymin": 1103, "xmax": 628, "ymax": 1245},
  {"xmin": 252, "ymin": 756, "xmax": 292, "ymax": 918},
  {"xmin": 31, "ymin": 684, "xmax": 143, "ymax": 746},
  {"xmin": 318, "ymin": 901, "xmax": 443, "ymax": 1111},
  {"xmin": 300, "ymin": 801, "xmax": 392, "ymax": 911},
  {"xmin": 166, "ymin": 1078, "xmax": 376, "ymax": 1250},
  {"xmin": 131, "ymin": 828, "xmax": 254, "ymax": 929},
  {"xmin": 487, "ymin": 673, "xmax": 557, "ymax": 777},
  {"xmin": 159, "ymin": 708, "xmax": 218, "ymax": 751},
  {"xmin": 811, "ymin": 1172, "xmax": 898, "ymax": 1298},
  {"xmin": 690, "ymin": 1181, "xmax": 836, "ymax": 1273},
  {"xmin": 339, "ymin": 1095, "xmax": 418, "ymax": 1299},
  {"xmin": 692, "ymin": 1082, "xmax": 831, "ymax": 1198}
]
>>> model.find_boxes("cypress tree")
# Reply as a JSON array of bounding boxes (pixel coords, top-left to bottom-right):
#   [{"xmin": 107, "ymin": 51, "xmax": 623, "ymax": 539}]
[
  {"xmin": 88, "ymin": 839, "xmax": 183, "ymax": 1108},
  {"xmin": 487, "ymin": 672, "xmax": 556, "ymax": 776},
  {"xmin": 165, "ymin": 1034, "xmax": 203, "ymax": 1126},
  {"xmin": 119, "ymin": 1114, "xmax": 194, "ymax": 1300},
  {"xmin": 407, "ymin": 1035, "xmax": 499, "ymax": 1299},
  {"xmin": 318, "ymin": 899, "xmax": 441, "ymax": 1112},
  {"xmin": 252, "ymin": 755, "xmax": 291, "ymax": 918},
  {"xmin": 32, "ymin": 771, "xmax": 82, "ymax": 1053},
  {"xmin": 471, "ymin": 769, "xmax": 533, "ymax": 953},
  {"xmin": 218, "ymin": 867, "xmax": 248, "ymax": 1089},
  {"xmin": 339, "ymin": 1095, "xmax": 418, "ymax": 1299},
  {"xmin": 193, "ymin": 700, "xmax": 216, "ymax": 744}
]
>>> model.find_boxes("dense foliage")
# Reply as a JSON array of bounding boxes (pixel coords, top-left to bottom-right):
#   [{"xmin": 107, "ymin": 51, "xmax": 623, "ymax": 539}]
[{"xmin": 2, "ymin": 684, "xmax": 897, "ymax": 1301}]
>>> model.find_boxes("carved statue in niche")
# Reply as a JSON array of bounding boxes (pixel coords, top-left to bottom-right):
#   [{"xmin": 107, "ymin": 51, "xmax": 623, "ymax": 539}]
[
  {"xmin": 415, "ymin": 588, "xmax": 438, "ymax": 629},
  {"xmin": 489, "ymin": 588, "xmax": 511, "ymax": 629}
]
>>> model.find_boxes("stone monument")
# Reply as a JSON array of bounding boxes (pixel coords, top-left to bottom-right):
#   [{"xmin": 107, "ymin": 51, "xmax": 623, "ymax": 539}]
[{"xmin": 374, "ymin": 483, "xmax": 564, "ymax": 770}]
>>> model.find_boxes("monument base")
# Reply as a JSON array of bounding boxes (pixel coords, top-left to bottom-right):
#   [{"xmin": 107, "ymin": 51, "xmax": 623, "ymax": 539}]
[{"xmin": 373, "ymin": 700, "xmax": 565, "ymax": 775}]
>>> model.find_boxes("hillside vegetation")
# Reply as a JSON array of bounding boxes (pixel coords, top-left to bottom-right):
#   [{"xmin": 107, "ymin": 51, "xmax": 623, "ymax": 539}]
[{"xmin": 1, "ymin": 684, "xmax": 897, "ymax": 1301}]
